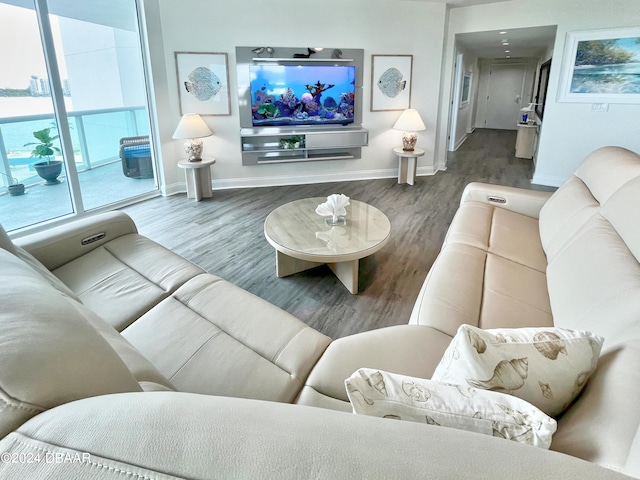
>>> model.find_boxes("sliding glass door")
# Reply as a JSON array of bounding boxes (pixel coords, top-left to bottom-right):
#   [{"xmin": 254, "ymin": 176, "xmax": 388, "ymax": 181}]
[{"xmin": 0, "ymin": 0, "xmax": 156, "ymax": 232}]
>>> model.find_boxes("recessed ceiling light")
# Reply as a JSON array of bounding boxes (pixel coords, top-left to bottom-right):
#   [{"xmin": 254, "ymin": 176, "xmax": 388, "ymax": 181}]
[
  {"xmin": 502, "ymin": 42, "xmax": 510, "ymax": 46},
  {"xmin": 506, "ymin": 55, "xmax": 511, "ymax": 58},
  {"xmin": 499, "ymin": 31, "xmax": 507, "ymax": 35},
  {"xmin": 505, "ymin": 50, "xmax": 510, "ymax": 53}
]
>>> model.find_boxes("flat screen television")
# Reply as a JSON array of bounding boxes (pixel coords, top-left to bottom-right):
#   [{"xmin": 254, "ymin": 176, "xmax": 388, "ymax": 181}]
[{"xmin": 249, "ymin": 64, "xmax": 356, "ymax": 127}]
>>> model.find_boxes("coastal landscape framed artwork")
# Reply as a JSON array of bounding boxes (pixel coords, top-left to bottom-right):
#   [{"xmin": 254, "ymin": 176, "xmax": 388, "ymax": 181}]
[
  {"xmin": 558, "ymin": 27, "xmax": 640, "ymax": 103},
  {"xmin": 370, "ymin": 54, "xmax": 413, "ymax": 111},
  {"xmin": 175, "ymin": 52, "xmax": 231, "ymax": 115}
]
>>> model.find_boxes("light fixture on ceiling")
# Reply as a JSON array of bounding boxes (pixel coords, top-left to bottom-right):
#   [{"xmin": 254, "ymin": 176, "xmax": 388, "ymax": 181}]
[
  {"xmin": 506, "ymin": 55, "xmax": 511, "ymax": 58},
  {"xmin": 502, "ymin": 42, "xmax": 510, "ymax": 46},
  {"xmin": 505, "ymin": 50, "xmax": 510, "ymax": 53},
  {"xmin": 499, "ymin": 31, "xmax": 507, "ymax": 35}
]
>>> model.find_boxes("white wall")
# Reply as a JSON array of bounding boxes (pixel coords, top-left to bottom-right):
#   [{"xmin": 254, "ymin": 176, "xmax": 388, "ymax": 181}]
[
  {"xmin": 449, "ymin": 45, "xmax": 477, "ymax": 150},
  {"xmin": 438, "ymin": 0, "xmax": 640, "ymax": 186},
  {"xmin": 145, "ymin": 0, "xmax": 446, "ymax": 193}
]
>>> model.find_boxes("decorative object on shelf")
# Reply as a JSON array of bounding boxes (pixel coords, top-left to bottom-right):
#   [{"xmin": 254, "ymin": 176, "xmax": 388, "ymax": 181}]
[
  {"xmin": 293, "ymin": 48, "xmax": 317, "ymax": 59},
  {"xmin": 371, "ymin": 54, "xmax": 413, "ymax": 111},
  {"xmin": 25, "ymin": 127, "xmax": 64, "ymax": 185},
  {"xmin": 332, "ymin": 49, "xmax": 343, "ymax": 59},
  {"xmin": 175, "ymin": 51, "xmax": 231, "ymax": 115},
  {"xmin": 558, "ymin": 27, "xmax": 640, "ymax": 103},
  {"xmin": 393, "ymin": 109, "xmax": 426, "ymax": 151},
  {"xmin": 0, "ymin": 171, "xmax": 25, "ymax": 196},
  {"xmin": 519, "ymin": 103, "xmax": 537, "ymax": 124},
  {"xmin": 279, "ymin": 136, "xmax": 305, "ymax": 149},
  {"xmin": 172, "ymin": 113, "xmax": 213, "ymax": 162},
  {"xmin": 315, "ymin": 194, "xmax": 350, "ymax": 226}
]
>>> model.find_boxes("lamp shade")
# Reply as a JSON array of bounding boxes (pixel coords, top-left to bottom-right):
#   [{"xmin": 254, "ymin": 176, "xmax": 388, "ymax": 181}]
[
  {"xmin": 393, "ymin": 109, "xmax": 426, "ymax": 132},
  {"xmin": 172, "ymin": 113, "xmax": 213, "ymax": 139}
]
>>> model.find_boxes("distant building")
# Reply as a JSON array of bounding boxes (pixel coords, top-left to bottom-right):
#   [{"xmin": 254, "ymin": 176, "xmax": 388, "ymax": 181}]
[{"xmin": 28, "ymin": 75, "xmax": 71, "ymax": 96}]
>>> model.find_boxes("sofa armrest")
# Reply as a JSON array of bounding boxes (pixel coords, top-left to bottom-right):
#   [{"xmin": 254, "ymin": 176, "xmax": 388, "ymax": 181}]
[
  {"xmin": 0, "ymin": 393, "xmax": 631, "ymax": 479},
  {"xmin": 14, "ymin": 211, "xmax": 138, "ymax": 270},
  {"xmin": 461, "ymin": 182, "xmax": 553, "ymax": 219}
]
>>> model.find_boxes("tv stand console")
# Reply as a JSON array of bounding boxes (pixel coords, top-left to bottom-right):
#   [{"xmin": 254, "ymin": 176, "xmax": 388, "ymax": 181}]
[
  {"xmin": 236, "ymin": 46, "xmax": 367, "ymax": 166},
  {"xmin": 240, "ymin": 127, "xmax": 368, "ymax": 165}
]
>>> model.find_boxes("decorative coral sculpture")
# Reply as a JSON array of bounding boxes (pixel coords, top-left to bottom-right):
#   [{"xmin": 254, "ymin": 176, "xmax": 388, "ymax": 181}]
[{"xmin": 315, "ymin": 194, "xmax": 350, "ymax": 225}]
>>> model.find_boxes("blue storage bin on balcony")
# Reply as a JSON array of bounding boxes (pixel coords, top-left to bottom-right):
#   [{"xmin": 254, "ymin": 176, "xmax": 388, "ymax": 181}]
[{"xmin": 120, "ymin": 136, "xmax": 153, "ymax": 179}]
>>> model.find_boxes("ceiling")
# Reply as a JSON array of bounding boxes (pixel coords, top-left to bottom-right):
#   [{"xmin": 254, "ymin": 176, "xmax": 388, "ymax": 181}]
[
  {"xmin": 411, "ymin": 0, "xmax": 510, "ymax": 6},
  {"xmin": 456, "ymin": 25, "xmax": 558, "ymax": 59}
]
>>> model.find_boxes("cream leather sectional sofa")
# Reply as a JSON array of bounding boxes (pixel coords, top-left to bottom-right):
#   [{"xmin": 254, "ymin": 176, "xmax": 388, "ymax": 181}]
[{"xmin": 0, "ymin": 146, "xmax": 639, "ymax": 479}]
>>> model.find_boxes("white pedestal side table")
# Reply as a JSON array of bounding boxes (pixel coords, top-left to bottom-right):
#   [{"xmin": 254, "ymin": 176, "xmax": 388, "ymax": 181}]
[
  {"xmin": 178, "ymin": 157, "xmax": 215, "ymax": 201},
  {"xmin": 394, "ymin": 147, "xmax": 425, "ymax": 186}
]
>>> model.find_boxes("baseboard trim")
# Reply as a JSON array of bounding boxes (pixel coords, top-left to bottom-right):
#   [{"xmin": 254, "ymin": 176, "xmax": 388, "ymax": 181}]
[
  {"xmin": 164, "ymin": 167, "xmax": 439, "ymax": 196},
  {"xmin": 209, "ymin": 167, "xmax": 437, "ymax": 191},
  {"xmin": 453, "ymin": 135, "xmax": 467, "ymax": 151}
]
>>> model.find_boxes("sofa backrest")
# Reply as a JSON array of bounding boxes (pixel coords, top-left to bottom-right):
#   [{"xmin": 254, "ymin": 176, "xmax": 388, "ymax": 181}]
[
  {"xmin": 539, "ymin": 146, "xmax": 640, "ymax": 349},
  {"xmin": 0, "ymin": 248, "xmax": 144, "ymax": 438}
]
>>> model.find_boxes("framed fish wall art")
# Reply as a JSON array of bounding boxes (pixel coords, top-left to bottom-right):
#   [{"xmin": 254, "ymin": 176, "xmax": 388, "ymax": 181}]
[
  {"xmin": 370, "ymin": 54, "xmax": 413, "ymax": 111},
  {"xmin": 175, "ymin": 52, "xmax": 231, "ymax": 116}
]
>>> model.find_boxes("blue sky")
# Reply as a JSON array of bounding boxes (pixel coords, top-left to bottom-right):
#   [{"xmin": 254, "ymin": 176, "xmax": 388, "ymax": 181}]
[{"xmin": 614, "ymin": 37, "xmax": 640, "ymax": 61}]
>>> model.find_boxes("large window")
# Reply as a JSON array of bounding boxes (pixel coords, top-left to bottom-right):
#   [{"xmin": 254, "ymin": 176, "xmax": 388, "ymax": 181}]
[{"xmin": 0, "ymin": 0, "xmax": 157, "ymax": 232}]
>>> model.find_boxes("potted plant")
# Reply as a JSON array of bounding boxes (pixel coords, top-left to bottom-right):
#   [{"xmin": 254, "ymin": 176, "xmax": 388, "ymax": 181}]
[
  {"xmin": 0, "ymin": 171, "xmax": 25, "ymax": 196},
  {"xmin": 25, "ymin": 127, "xmax": 63, "ymax": 185}
]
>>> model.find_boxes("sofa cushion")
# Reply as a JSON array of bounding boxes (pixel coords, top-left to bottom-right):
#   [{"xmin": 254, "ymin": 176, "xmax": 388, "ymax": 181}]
[
  {"xmin": 53, "ymin": 234, "xmax": 205, "ymax": 331},
  {"xmin": 444, "ymin": 201, "xmax": 547, "ymax": 273},
  {"xmin": 346, "ymin": 368, "xmax": 557, "ymax": 448},
  {"xmin": 546, "ymin": 211, "xmax": 640, "ymax": 349},
  {"xmin": 0, "ymin": 222, "xmax": 16, "ymax": 254},
  {"xmin": 409, "ymin": 243, "xmax": 552, "ymax": 336},
  {"xmin": 297, "ymin": 325, "xmax": 452, "ymax": 409},
  {"xmin": 121, "ymin": 274, "xmax": 331, "ymax": 403},
  {"xmin": 551, "ymin": 339, "xmax": 640, "ymax": 473},
  {"xmin": 432, "ymin": 325, "xmax": 603, "ymax": 417},
  {"xmin": 0, "ymin": 249, "xmax": 142, "ymax": 438},
  {"xmin": 69, "ymin": 300, "xmax": 175, "ymax": 392}
]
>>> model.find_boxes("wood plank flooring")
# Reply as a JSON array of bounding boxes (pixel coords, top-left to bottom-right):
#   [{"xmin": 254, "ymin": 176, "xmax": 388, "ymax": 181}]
[{"xmin": 122, "ymin": 129, "xmax": 555, "ymax": 340}]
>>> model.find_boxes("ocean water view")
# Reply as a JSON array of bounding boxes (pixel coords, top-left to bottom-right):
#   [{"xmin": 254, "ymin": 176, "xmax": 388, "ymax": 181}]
[
  {"xmin": 0, "ymin": 96, "xmax": 149, "ymax": 183},
  {"xmin": 571, "ymin": 62, "xmax": 640, "ymax": 94},
  {"xmin": 0, "ymin": 96, "xmax": 73, "ymax": 156}
]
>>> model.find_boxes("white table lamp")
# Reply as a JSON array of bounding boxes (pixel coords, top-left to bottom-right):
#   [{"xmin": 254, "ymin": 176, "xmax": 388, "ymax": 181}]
[
  {"xmin": 393, "ymin": 109, "xmax": 426, "ymax": 152},
  {"xmin": 172, "ymin": 113, "xmax": 213, "ymax": 162}
]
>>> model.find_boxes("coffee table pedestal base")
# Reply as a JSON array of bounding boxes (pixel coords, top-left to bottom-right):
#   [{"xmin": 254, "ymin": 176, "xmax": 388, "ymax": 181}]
[{"xmin": 275, "ymin": 251, "xmax": 359, "ymax": 294}]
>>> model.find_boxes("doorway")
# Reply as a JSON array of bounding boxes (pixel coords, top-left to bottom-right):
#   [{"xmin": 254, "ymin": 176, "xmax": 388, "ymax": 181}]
[{"xmin": 483, "ymin": 64, "xmax": 526, "ymax": 130}]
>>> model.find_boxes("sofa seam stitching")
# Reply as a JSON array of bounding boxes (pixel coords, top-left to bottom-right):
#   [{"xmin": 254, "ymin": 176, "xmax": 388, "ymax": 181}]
[{"xmin": 167, "ymin": 330, "xmax": 222, "ymax": 381}]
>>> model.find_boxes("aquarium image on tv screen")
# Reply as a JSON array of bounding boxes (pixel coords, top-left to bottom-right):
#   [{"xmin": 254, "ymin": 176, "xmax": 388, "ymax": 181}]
[{"xmin": 249, "ymin": 64, "xmax": 356, "ymax": 127}]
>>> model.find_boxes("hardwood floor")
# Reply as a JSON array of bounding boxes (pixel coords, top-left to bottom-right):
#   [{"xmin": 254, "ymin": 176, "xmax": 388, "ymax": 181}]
[{"xmin": 122, "ymin": 129, "xmax": 554, "ymax": 340}]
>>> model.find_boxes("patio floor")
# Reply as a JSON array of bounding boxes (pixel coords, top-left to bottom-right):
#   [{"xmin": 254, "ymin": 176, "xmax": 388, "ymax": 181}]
[{"xmin": 0, "ymin": 160, "xmax": 157, "ymax": 232}]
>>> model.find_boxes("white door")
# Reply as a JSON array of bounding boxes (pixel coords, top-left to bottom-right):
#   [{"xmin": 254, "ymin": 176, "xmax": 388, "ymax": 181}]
[{"xmin": 484, "ymin": 65, "xmax": 526, "ymax": 130}]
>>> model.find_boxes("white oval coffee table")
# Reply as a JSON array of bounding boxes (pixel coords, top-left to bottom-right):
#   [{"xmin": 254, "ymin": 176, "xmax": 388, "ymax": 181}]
[{"xmin": 264, "ymin": 198, "xmax": 391, "ymax": 294}]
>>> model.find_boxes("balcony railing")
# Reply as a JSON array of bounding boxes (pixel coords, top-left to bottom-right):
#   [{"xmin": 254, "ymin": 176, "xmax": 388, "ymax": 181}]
[{"xmin": 0, "ymin": 105, "xmax": 149, "ymax": 188}]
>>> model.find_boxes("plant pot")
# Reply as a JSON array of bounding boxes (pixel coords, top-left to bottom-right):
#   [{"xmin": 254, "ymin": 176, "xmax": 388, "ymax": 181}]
[
  {"xmin": 7, "ymin": 184, "xmax": 25, "ymax": 196},
  {"xmin": 33, "ymin": 160, "xmax": 63, "ymax": 185}
]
